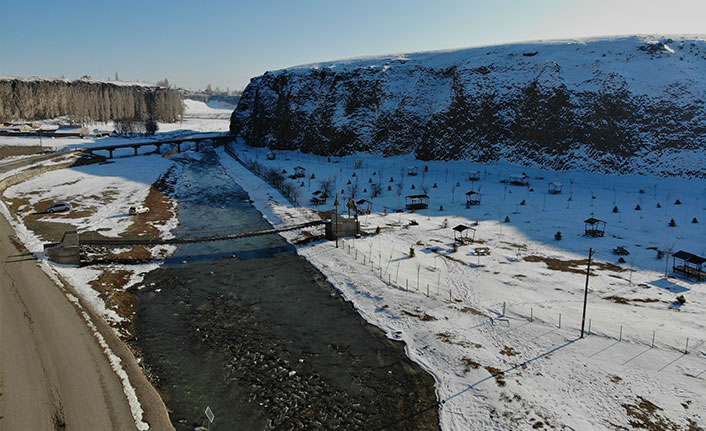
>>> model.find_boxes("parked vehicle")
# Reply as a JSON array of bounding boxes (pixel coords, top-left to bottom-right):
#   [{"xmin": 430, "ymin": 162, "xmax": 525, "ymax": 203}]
[
  {"xmin": 46, "ymin": 202, "xmax": 71, "ymax": 213},
  {"xmin": 129, "ymin": 206, "xmax": 150, "ymax": 215}
]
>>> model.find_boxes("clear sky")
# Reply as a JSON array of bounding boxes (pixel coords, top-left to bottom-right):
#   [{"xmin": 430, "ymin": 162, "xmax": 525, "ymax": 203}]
[{"xmin": 1, "ymin": 0, "xmax": 703, "ymax": 91}]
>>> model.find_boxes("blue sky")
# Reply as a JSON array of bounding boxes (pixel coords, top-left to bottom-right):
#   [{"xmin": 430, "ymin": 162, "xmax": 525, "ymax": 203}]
[{"xmin": 1, "ymin": 0, "xmax": 703, "ymax": 91}]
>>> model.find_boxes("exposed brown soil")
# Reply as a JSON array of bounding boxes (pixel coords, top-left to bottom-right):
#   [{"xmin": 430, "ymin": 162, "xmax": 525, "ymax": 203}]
[
  {"xmin": 459, "ymin": 305, "xmax": 485, "ymax": 316},
  {"xmin": 484, "ymin": 366, "xmax": 506, "ymax": 387},
  {"xmin": 403, "ymin": 310, "xmax": 437, "ymax": 321},
  {"xmin": 605, "ymin": 295, "xmax": 661, "ymax": 305},
  {"xmin": 88, "ymin": 269, "xmax": 136, "ymax": 336},
  {"xmin": 523, "ymin": 255, "xmax": 626, "ymax": 274},
  {"xmin": 500, "ymin": 346, "xmax": 520, "ymax": 357},
  {"xmin": 621, "ymin": 396, "xmax": 678, "ymax": 431},
  {"xmin": 463, "ymin": 358, "xmax": 481, "ymax": 371}
]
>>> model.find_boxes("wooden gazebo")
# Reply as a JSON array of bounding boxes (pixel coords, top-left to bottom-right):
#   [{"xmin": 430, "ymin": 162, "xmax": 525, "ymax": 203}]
[
  {"xmin": 468, "ymin": 170, "xmax": 481, "ymax": 181},
  {"xmin": 509, "ymin": 174, "xmax": 529, "ymax": 186},
  {"xmin": 355, "ymin": 199, "xmax": 372, "ymax": 215},
  {"xmin": 672, "ymin": 250, "xmax": 706, "ymax": 281},
  {"xmin": 584, "ymin": 217, "xmax": 606, "ymax": 237},
  {"xmin": 405, "ymin": 194, "xmax": 429, "ymax": 211},
  {"xmin": 453, "ymin": 224, "xmax": 476, "ymax": 245},
  {"xmin": 293, "ymin": 166, "xmax": 306, "ymax": 178},
  {"xmin": 310, "ymin": 191, "xmax": 328, "ymax": 206},
  {"xmin": 548, "ymin": 182, "xmax": 563, "ymax": 194},
  {"xmin": 407, "ymin": 166, "xmax": 419, "ymax": 176},
  {"xmin": 465, "ymin": 191, "xmax": 482, "ymax": 207}
]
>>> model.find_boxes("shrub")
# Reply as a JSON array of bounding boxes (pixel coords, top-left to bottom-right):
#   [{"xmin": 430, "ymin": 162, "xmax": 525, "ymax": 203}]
[
  {"xmin": 635, "ymin": 204, "xmax": 641, "ymax": 210},
  {"xmin": 668, "ymin": 218, "xmax": 676, "ymax": 227},
  {"xmin": 504, "ymin": 216, "xmax": 511, "ymax": 222},
  {"xmin": 612, "ymin": 206, "xmax": 619, "ymax": 213},
  {"xmin": 555, "ymin": 231, "xmax": 562, "ymax": 240},
  {"xmin": 409, "ymin": 247, "xmax": 415, "ymax": 258}
]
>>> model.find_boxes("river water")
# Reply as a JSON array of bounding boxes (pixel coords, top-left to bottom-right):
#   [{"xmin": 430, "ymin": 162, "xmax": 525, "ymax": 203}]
[{"xmin": 132, "ymin": 149, "xmax": 439, "ymax": 430}]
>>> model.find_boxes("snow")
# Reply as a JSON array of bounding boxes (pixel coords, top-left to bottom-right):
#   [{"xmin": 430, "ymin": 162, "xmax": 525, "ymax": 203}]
[
  {"xmin": 182, "ymin": 99, "xmax": 234, "ymax": 117},
  {"xmin": 0, "ymin": 99, "xmax": 233, "ymax": 150},
  {"xmin": 218, "ymin": 142, "xmax": 706, "ymax": 430},
  {"xmin": 5, "ymin": 155, "xmax": 174, "ymax": 237},
  {"xmin": 285, "ymin": 35, "xmax": 706, "ymax": 98}
]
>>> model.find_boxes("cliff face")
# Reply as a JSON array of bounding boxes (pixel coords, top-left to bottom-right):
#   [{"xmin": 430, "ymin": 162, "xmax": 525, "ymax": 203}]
[
  {"xmin": 232, "ymin": 36, "xmax": 706, "ymax": 177},
  {"xmin": 0, "ymin": 76, "xmax": 183, "ymax": 123}
]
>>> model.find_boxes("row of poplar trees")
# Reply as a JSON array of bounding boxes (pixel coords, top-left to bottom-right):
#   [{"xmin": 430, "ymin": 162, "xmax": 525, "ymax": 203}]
[{"xmin": 0, "ymin": 78, "xmax": 183, "ymax": 123}]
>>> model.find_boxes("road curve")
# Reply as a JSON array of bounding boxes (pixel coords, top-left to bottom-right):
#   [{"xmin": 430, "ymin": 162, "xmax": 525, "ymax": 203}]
[{"xmin": 0, "ymin": 211, "xmax": 138, "ymax": 429}]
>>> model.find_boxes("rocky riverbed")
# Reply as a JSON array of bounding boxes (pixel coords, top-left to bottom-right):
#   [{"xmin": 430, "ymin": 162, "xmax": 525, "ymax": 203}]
[{"xmin": 130, "ymin": 150, "xmax": 439, "ymax": 430}]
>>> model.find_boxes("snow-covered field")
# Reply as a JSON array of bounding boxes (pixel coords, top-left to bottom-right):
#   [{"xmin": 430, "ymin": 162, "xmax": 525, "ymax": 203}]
[
  {"xmin": 219, "ymin": 142, "xmax": 706, "ymax": 430},
  {"xmin": 0, "ymin": 99, "xmax": 232, "ymax": 152}
]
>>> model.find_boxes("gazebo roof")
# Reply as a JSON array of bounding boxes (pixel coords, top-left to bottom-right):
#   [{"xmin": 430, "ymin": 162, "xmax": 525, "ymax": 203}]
[
  {"xmin": 549, "ymin": 181, "xmax": 563, "ymax": 186},
  {"xmin": 673, "ymin": 250, "xmax": 706, "ymax": 265},
  {"xmin": 294, "ymin": 166, "xmax": 305, "ymax": 170},
  {"xmin": 453, "ymin": 224, "xmax": 473, "ymax": 232},
  {"xmin": 406, "ymin": 194, "xmax": 429, "ymax": 199},
  {"xmin": 584, "ymin": 217, "xmax": 605, "ymax": 224},
  {"xmin": 356, "ymin": 199, "xmax": 371, "ymax": 205},
  {"xmin": 465, "ymin": 190, "xmax": 480, "ymax": 196}
]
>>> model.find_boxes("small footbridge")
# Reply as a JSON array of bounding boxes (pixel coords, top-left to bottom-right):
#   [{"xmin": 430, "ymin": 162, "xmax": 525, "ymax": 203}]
[
  {"xmin": 44, "ymin": 219, "xmax": 327, "ymax": 265},
  {"xmin": 82, "ymin": 132, "xmax": 234, "ymax": 159}
]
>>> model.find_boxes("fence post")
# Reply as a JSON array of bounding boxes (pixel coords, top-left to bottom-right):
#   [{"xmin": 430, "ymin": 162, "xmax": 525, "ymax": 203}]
[
  {"xmin": 651, "ymin": 330, "xmax": 655, "ymax": 348},
  {"xmin": 502, "ymin": 301, "xmax": 506, "ymax": 317},
  {"xmin": 619, "ymin": 325, "xmax": 622, "ymax": 342},
  {"xmin": 685, "ymin": 337, "xmax": 689, "ymax": 354},
  {"xmin": 588, "ymin": 318, "xmax": 591, "ymax": 335},
  {"xmin": 406, "ymin": 279, "xmax": 408, "ymax": 291},
  {"xmin": 530, "ymin": 307, "xmax": 533, "ymax": 322},
  {"xmin": 559, "ymin": 313, "xmax": 562, "ymax": 329},
  {"xmin": 426, "ymin": 284, "xmax": 429, "ymax": 297}
]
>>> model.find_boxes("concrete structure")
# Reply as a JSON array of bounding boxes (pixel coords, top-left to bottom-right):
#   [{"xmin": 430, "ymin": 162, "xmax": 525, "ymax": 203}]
[
  {"xmin": 44, "ymin": 230, "xmax": 80, "ymax": 265},
  {"xmin": 324, "ymin": 211, "xmax": 360, "ymax": 240}
]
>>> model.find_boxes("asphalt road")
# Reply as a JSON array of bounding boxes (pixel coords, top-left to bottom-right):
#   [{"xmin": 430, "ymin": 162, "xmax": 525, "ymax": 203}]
[{"xmin": 0, "ymin": 212, "xmax": 140, "ymax": 430}]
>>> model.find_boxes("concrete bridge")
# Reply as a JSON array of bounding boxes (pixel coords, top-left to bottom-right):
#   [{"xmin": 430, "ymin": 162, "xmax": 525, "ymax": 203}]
[{"xmin": 82, "ymin": 132, "xmax": 234, "ymax": 158}]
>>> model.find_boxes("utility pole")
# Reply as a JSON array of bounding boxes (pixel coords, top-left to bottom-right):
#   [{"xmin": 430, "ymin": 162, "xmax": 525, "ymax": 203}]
[
  {"xmin": 580, "ymin": 248, "xmax": 593, "ymax": 338},
  {"xmin": 334, "ymin": 193, "xmax": 339, "ymax": 248}
]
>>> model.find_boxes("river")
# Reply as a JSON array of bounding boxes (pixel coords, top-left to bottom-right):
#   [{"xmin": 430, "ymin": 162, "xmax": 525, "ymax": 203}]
[{"xmin": 131, "ymin": 149, "xmax": 439, "ymax": 430}]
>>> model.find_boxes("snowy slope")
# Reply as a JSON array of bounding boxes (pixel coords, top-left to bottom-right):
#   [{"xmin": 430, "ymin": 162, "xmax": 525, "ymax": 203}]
[{"xmin": 232, "ymin": 35, "xmax": 706, "ymax": 177}]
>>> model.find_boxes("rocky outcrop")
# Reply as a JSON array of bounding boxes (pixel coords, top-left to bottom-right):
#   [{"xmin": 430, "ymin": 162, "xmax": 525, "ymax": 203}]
[{"xmin": 231, "ymin": 35, "xmax": 706, "ymax": 176}]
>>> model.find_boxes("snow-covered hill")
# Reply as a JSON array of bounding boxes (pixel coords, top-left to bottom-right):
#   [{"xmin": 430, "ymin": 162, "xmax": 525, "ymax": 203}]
[{"xmin": 231, "ymin": 35, "xmax": 706, "ymax": 177}]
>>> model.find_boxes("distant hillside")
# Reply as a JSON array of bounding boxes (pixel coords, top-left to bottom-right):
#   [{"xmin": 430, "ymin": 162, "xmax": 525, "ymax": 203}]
[
  {"xmin": 231, "ymin": 35, "xmax": 706, "ymax": 177},
  {"xmin": 0, "ymin": 76, "xmax": 183, "ymax": 123}
]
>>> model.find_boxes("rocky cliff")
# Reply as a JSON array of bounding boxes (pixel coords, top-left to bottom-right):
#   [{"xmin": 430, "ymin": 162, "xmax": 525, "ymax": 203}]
[{"xmin": 231, "ymin": 36, "xmax": 706, "ymax": 176}]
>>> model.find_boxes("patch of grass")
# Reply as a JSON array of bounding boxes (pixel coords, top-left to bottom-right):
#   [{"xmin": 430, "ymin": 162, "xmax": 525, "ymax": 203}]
[
  {"xmin": 484, "ymin": 366, "xmax": 506, "ymax": 387},
  {"xmin": 523, "ymin": 255, "xmax": 626, "ymax": 274},
  {"xmin": 402, "ymin": 310, "xmax": 437, "ymax": 321},
  {"xmin": 500, "ymin": 346, "xmax": 520, "ymax": 357},
  {"xmin": 622, "ymin": 396, "xmax": 678, "ymax": 431},
  {"xmin": 463, "ymin": 358, "xmax": 481, "ymax": 372}
]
